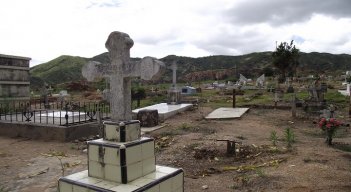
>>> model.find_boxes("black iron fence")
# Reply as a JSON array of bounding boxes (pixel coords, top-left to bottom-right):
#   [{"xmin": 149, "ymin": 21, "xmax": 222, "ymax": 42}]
[{"xmin": 0, "ymin": 99, "xmax": 111, "ymax": 126}]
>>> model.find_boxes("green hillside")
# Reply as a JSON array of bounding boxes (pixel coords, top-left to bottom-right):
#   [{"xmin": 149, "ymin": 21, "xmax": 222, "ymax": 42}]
[
  {"xmin": 29, "ymin": 52, "xmax": 351, "ymax": 89},
  {"xmin": 30, "ymin": 55, "xmax": 88, "ymax": 88}
]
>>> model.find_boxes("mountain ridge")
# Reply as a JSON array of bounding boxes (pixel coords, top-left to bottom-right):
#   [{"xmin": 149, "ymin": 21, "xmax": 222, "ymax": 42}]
[{"xmin": 30, "ymin": 51, "xmax": 351, "ymax": 88}]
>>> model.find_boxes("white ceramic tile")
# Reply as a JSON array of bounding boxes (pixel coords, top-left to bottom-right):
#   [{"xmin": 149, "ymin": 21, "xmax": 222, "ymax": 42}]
[
  {"xmin": 129, "ymin": 178, "xmax": 154, "ymax": 187},
  {"xmin": 127, "ymin": 161, "xmax": 143, "ymax": 182},
  {"xmin": 142, "ymin": 156, "xmax": 156, "ymax": 176},
  {"xmin": 159, "ymin": 177, "xmax": 173, "ymax": 192},
  {"xmin": 104, "ymin": 164, "xmax": 122, "ymax": 183},
  {"xmin": 157, "ymin": 166, "xmax": 178, "ymax": 174},
  {"xmin": 65, "ymin": 170, "xmax": 89, "ymax": 180},
  {"xmin": 104, "ymin": 146, "xmax": 120, "ymax": 165},
  {"xmin": 59, "ymin": 181, "xmax": 73, "ymax": 192},
  {"xmin": 145, "ymin": 184, "xmax": 160, "ymax": 192},
  {"xmin": 105, "ymin": 124, "xmax": 119, "ymax": 141},
  {"xmin": 144, "ymin": 171, "xmax": 168, "ymax": 180},
  {"xmin": 141, "ymin": 140, "xmax": 155, "ymax": 159},
  {"xmin": 126, "ymin": 123, "xmax": 141, "ymax": 141},
  {"xmin": 172, "ymin": 172, "xmax": 184, "ymax": 189},
  {"xmin": 73, "ymin": 185, "xmax": 89, "ymax": 192},
  {"xmin": 88, "ymin": 144, "xmax": 99, "ymax": 162},
  {"xmin": 110, "ymin": 184, "xmax": 140, "ymax": 192},
  {"xmin": 126, "ymin": 145, "xmax": 142, "ymax": 165},
  {"xmin": 93, "ymin": 180, "xmax": 119, "ymax": 189},
  {"xmin": 88, "ymin": 160, "xmax": 104, "ymax": 179},
  {"xmin": 78, "ymin": 177, "xmax": 102, "ymax": 185}
]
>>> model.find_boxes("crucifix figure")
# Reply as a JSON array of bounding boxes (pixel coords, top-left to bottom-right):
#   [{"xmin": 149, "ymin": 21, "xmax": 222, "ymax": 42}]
[{"xmin": 82, "ymin": 31, "xmax": 164, "ymax": 121}]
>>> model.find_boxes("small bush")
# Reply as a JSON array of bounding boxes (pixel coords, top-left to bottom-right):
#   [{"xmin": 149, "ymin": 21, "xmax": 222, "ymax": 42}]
[
  {"xmin": 285, "ymin": 128, "xmax": 296, "ymax": 148},
  {"xmin": 270, "ymin": 130, "xmax": 278, "ymax": 146}
]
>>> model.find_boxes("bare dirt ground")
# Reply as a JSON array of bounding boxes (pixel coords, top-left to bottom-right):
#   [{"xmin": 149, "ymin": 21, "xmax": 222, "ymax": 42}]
[{"xmin": 1, "ymin": 107, "xmax": 351, "ymax": 192}]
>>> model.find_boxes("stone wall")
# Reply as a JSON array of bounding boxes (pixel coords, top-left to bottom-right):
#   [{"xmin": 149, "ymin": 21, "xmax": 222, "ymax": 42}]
[
  {"xmin": 0, "ymin": 121, "xmax": 99, "ymax": 141},
  {"xmin": 0, "ymin": 54, "xmax": 31, "ymax": 100}
]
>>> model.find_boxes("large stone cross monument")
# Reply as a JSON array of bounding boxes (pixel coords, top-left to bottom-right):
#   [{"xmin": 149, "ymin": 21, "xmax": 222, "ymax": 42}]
[
  {"xmin": 82, "ymin": 31, "xmax": 164, "ymax": 121},
  {"xmin": 59, "ymin": 31, "xmax": 184, "ymax": 192}
]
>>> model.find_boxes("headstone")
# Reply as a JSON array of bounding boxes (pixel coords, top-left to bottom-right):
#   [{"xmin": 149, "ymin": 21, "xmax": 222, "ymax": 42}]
[
  {"xmin": 40, "ymin": 83, "xmax": 50, "ymax": 109},
  {"xmin": 137, "ymin": 109, "xmax": 159, "ymax": 127},
  {"xmin": 58, "ymin": 90, "xmax": 68, "ymax": 103},
  {"xmin": 308, "ymin": 79, "xmax": 325, "ymax": 102},
  {"xmin": 255, "ymin": 74, "xmax": 265, "ymax": 88},
  {"xmin": 168, "ymin": 61, "xmax": 181, "ymax": 104},
  {"xmin": 238, "ymin": 74, "xmax": 248, "ymax": 85},
  {"xmin": 102, "ymin": 89, "xmax": 111, "ymax": 101}
]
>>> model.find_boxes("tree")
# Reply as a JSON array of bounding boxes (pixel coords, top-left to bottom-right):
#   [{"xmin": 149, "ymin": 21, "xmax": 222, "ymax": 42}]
[{"xmin": 272, "ymin": 40, "xmax": 300, "ymax": 83}]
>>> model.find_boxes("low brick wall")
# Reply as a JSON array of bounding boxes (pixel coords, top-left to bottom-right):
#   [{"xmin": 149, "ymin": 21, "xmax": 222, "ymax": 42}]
[{"xmin": 0, "ymin": 121, "xmax": 99, "ymax": 141}]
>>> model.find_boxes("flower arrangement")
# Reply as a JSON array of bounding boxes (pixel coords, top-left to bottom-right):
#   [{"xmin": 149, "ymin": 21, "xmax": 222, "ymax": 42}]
[{"xmin": 318, "ymin": 117, "xmax": 342, "ymax": 145}]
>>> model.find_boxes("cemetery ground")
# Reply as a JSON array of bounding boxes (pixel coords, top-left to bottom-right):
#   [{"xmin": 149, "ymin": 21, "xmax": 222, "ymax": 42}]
[{"xmin": 1, "ymin": 88, "xmax": 351, "ymax": 191}]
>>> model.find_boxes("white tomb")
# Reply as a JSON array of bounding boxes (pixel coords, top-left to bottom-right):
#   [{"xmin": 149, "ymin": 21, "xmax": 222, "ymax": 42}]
[
  {"xmin": 338, "ymin": 84, "xmax": 350, "ymax": 96},
  {"xmin": 133, "ymin": 103, "xmax": 192, "ymax": 121}
]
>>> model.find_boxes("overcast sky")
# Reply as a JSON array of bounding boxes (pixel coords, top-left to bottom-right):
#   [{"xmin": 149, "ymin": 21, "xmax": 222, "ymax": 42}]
[{"xmin": 1, "ymin": 0, "xmax": 351, "ymax": 67}]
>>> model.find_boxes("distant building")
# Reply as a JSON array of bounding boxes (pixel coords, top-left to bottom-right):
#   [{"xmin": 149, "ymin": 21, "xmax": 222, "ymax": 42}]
[{"xmin": 0, "ymin": 54, "xmax": 31, "ymax": 101}]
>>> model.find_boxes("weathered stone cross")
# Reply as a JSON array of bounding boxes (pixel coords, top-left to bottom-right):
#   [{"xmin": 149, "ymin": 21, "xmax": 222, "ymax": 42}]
[
  {"xmin": 82, "ymin": 31, "xmax": 164, "ymax": 121},
  {"xmin": 171, "ymin": 61, "xmax": 177, "ymax": 88}
]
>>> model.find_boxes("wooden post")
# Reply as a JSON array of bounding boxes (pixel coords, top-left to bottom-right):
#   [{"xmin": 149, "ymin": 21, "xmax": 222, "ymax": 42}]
[
  {"xmin": 274, "ymin": 90, "xmax": 278, "ymax": 110},
  {"xmin": 232, "ymin": 89, "xmax": 236, "ymax": 108},
  {"xmin": 292, "ymin": 93, "xmax": 296, "ymax": 118},
  {"xmin": 226, "ymin": 141, "xmax": 236, "ymax": 156}
]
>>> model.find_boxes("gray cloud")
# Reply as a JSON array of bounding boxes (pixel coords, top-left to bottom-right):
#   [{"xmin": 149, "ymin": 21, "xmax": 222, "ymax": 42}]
[
  {"xmin": 86, "ymin": 0, "xmax": 120, "ymax": 9},
  {"xmin": 194, "ymin": 29, "xmax": 273, "ymax": 55},
  {"xmin": 225, "ymin": 0, "xmax": 351, "ymax": 26}
]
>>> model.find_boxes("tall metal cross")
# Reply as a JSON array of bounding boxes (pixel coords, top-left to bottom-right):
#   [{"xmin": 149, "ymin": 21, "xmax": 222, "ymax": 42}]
[{"xmin": 82, "ymin": 31, "xmax": 164, "ymax": 121}]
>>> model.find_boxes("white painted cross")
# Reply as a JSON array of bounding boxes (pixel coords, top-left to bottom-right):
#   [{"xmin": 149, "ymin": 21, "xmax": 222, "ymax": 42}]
[{"xmin": 82, "ymin": 31, "xmax": 164, "ymax": 121}]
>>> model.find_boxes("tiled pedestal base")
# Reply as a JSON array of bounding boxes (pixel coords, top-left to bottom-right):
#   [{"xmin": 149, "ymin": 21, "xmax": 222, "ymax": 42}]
[{"xmin": 58, "ymin": 166, "xmax": 184, "ymax": 192}]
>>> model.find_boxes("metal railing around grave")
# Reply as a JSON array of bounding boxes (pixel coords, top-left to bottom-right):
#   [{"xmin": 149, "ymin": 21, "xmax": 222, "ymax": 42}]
[{"xmin": 0, "ymin": 99, "xmax": 111, "ymax": 126}]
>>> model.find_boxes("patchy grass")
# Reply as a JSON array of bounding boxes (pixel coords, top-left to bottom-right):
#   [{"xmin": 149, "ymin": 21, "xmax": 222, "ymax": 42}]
[
  {"xmin": 236, "ymin": 135, "xmax": 247, "ymax": 140},
  {"xmin": 0, "ymin": 186, "xmax": 8, "ymax": 192},
  {"xmin": 303, "ymin": 158, "xmax": 328, "ymax": 164},
  {"xmin": 325, "ymin": 91, "xmax": 348, "ymax": 105},
  {"xmin": 301, "ymin": 128, "xmax": 324, "ymax": 138},
  {"xmin": 333, "ymin": 144, "xmax": 351, "ymax": 152},
  {"xmin": 177, "ymin": 124, "xmax": 216, "ymax": 135},
  {"xmin": 255, "ymin": 168, "xmax": 266, "ymax": 177},
  {"xmin": 185, "ymin": 143, "xmax": 201, "ymax": 150}
]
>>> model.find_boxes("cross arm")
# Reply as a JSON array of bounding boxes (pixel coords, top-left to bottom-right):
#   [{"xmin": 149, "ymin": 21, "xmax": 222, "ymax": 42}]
[
  {"xmin": 82, "ymin": 61, "xmax": 110, "ymax": 81},
  {"xmin": 126, "ymin": 57, "xmax": 165, "ymax": 80}
]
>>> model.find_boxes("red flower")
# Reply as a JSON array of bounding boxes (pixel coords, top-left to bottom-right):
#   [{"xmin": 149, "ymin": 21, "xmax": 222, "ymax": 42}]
[
  {"xmin": 320, "ymin": 118, "xmax": 326, "ymax": 123},
  {"xmin": 318, "ymin": 118, "xmax": 342, "ymax": 131}
]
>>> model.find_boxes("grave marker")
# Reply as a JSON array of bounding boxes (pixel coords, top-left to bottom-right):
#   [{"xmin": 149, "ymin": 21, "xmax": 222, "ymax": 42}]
[
  {"xmin": 82, "ymin": 31, "xmax": 164, "ymax": 121},
  {"xmin": 59, "ymin": 31, "xmax": 184, "ymax": 192},
  {"xmin": 168, "ymin": 61, "xmax": 181, "ymax": 104}
]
